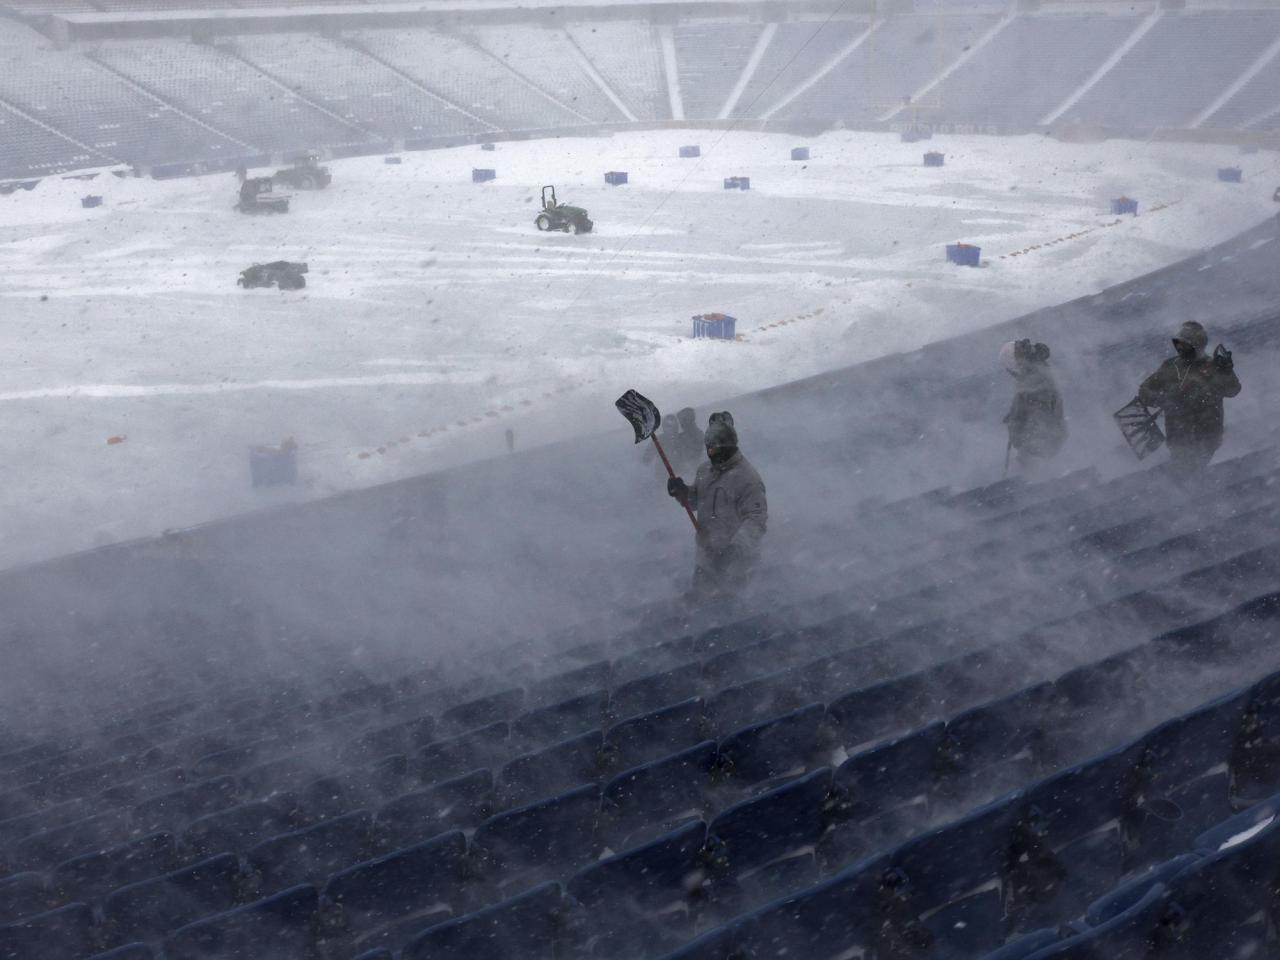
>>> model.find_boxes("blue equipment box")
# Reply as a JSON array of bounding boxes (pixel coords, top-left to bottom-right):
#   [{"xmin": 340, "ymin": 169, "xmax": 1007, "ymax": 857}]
[
  {"xmin": 791, "ymin": 147, "xmax": 809, "ymax": 161},
  {"xmin": 946, "ymin": 243, "xmax": 981, "ymax": 267},
  {"xmin": 723, "ymin": 177, "xmax": 750, "ymax": 190},
  {"xmin": 679, "ymin": 145, "xmax": 701, "ymax": 158},
  {"xmin": 81, "ymin": 195, "xmax": 103, "ymax": 208},
  {"xmin": 1217, "ymin": 167, "xmax": 1242, "ymax": 183},
  {"xmin": 1111, "ymin": 197, "xmax": 1138, "ymax": 215},
  {"xmin": 472, "ymin": 168, "xmax": 496, "ymax": 183},
  {"xmin": 250, "ymin": 440, "xmax": 297, "ymax": 487},
  {"xmin": 692, "ymin": 313, "xmax": 737, "ymax": 339},
  {"xmin": 604, "ymin": 171, "xmax": 628, "ymax": 186},
  {"xmin": 923, "ymin": 152, "xmax": 945, "ymax": 167}
]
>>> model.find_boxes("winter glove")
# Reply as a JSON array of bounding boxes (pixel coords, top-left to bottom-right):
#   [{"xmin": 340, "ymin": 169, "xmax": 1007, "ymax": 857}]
[
  {"xmin": 667, "ymin": 477, "xmax": 688, "ymax": 501},
  {"xmin": 1213, "ymin": 344, "xmax": 1233, "ymax": 371}
]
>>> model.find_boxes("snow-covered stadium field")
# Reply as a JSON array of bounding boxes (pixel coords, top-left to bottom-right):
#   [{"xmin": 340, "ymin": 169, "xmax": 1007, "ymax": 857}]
[{"xmin": 0, "ymin": 128, "xmax": 1275, "ymax": 569}]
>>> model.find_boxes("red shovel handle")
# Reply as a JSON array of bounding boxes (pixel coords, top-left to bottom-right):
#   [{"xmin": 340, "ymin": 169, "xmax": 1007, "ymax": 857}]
[{"xmin": 650, "ymin": 435, "xmax": 701, "ymax": 533}]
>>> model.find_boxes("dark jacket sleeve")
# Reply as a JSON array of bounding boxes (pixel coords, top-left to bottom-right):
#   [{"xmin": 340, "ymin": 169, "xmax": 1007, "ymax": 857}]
[
  {"xmin": 1212, "ymin": 365, "xmax": 1241, "ymax": 399},
  {"xmin": 1138, "ymin": 360, "xmax": 1175, "ymax": 407}
]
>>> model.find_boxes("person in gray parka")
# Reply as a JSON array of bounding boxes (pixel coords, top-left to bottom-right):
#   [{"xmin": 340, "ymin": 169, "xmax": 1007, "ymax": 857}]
[
  {"xmin": 667, "ymin": 412, "xmax": 768, "ymax": 598},
  {"xmin": 1001, "ymin": 338, "xmax": 1067, "ymax": 470}
]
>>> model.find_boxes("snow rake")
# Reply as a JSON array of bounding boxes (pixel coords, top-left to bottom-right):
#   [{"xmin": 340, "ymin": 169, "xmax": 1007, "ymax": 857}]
[{"xmin": 1113, "ymin": 396, "xmax": 1165, "ymax": 461}]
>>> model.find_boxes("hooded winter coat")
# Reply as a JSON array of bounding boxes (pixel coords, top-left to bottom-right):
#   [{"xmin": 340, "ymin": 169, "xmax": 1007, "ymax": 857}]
[
  {"xmin": 1138, "ymin": 353, "xmax": 1240, "ymax": 447},
  {"xmin": 669, "ymin": 409, "xmax": 706, "ymax": 476},
  {"xmin": 1005, "ymin": 363, "xmax": 1067, "ymax": 458},
  {"xmin": 686, "ymin": 450, "xmax": 767, "ymax": 592}
]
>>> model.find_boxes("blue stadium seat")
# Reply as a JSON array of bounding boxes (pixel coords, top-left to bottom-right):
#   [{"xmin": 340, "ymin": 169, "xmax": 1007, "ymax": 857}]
[
  {"xmin": 707, "ymin": 768, "xmax": 836, "ymax": 875},
  {"xmin": 657, "ymin": 915, "xmax": 751, "ymax": 960},
  {"xmin": 342, "ymin": 716, "xmax": 436, "ymax": 765},
  {"xmin": 882, "ymin": 797, "xmax": 1023, "ymax": 958},
  {"xmin": 402, "ymin": 881, "xmax": 565, "ymax": 960},
  {"xmin": 375, "ymin": 769, "xmax": 493, "ymax": 851},
  {"xmin": 826, "ymin": 671, "xmax": 935, "ymax": 749},
  {"xmin": 512, "ymin": 691, "xmax": 609, "ymax": 747},
  {"xmin": 588, "ymin": 915, "xmax": 694, "ymax": 960},
  {"xmin": 611, "ymin": 638, "xmax": 695, "ymax": 686},
  {"xmin": 8, "ymin": 809, "xmax": 133, "ymax": 871},
  {"xmin": 417, "ymin": 722, "xmax": 508, "ymax": 785},
  {"xmin": 1083, "ymin": 853, "xmax": 1198, "ymax": 927},
  {"xmin": 51, "ymin": 831, "xmax": 179, "ymax": 901},
  {"xmin": 471, "ymin": 784, "xmax": 600, "ymax": 886},
  {"xmin": 0, "ymin": 902, "xmax": 96, "ymax": 960},
  {"xmin": 318, "ymin": 682, "xmax": 393, "ymax": 720},
  {"xmin": 497, "ymin": 730, "xmax": 602, "ymax": 809},
  {"xmin": 836, "ymin": 720, "xmax": 944, "ymax": 823},
  {"xmin": 977, "ymin": 929, "xmax": 1062, "ymax": 960},
  {"xmin": 102, "ymin": 765, "xmax": 185, "ymax": 804},
  {"xmin": 322, "ymin": 831, "xmax": 467, "ymax": 930},
  {"xmin": 527, "ymin": 661, "xmax": 612, "ymax": 709},
  {"xmin": 247, "ymin": 810, "xmax": 373, "ymax": 891},
  {"xmin": 181, "ymin": 799, "xmax": 300, "ymax": 859},
  {"xmin": 569, "ymin": 820, "xmax": 709, "ymax": 915},
  {"xmin": 0, "ymin": 872, "xmax": 50, "ymax": 925},
  {"xmin": 708, "ymin": 669, "xmax": 808, "ymax": 734},
  {"xmin": 86, "ymin": 944, "xmax": 154, "ymax": 960},
  {"xmin": 611, "ymin": 665, "xmax": 703, "ymax": 721},
  {"xmin": 938, "ymin": 682, "xmax": 1054, "ymax": 801},
  {"xmin": 1235, "ymin": 668, "xmax": 1280, "ymax": 802},
  {"xmin": 716, "ymin": 703, "xmax": 827, "ymax": 787},
  {"xmin": 737, "ymin": 849, "xmax": 819, "ymax": 908},
  {"xmin": 1148, "ymin": 808, "xmax": 1280, "ymax": 959},
  {"xmin": 1123, "ymin": 688, "xmax": 1249, "ymax": 867},
  {"xmin": 606, "ymin": 698, "xmax": 707, "ymax": 772},
  {"xmin": 299, "ymin": 773, "xmax": 378, "ymax": 822},
  {"xmin": 236, "ymin": 757, "xmax": 312, "ymax": 800},
  {"xmin": 440, "ymin": 688, "xmax": 524, "ymax": 735},
  {"xmin": 103, "ymin": 853, "xmax": 243, "ymax": 944},
  {"xmin": 189, "ymin": 744, "xmax": 264, "ymax": 782},
  {"xmin": 164, "ymin": 883, "xmax": 318, "ymax": 960},
  {"xmin": 600, "ymin": 740, "xmax": 717, "ymax": 847},
  {"xmin": 1191, "ymin": 790, "xmax": 1280, "ymax": 854},
  {"xmin": 133, "ymin": 777, "xmax": 238, "ymax": 833},
  {"xmin": 739, "ymin": 855, "xmax": 889, "ymax": 960},
  {"xmin": 1006, "ymin": 739, "xmax": 1147, "ymax": 928},
  {"xmin": 1021, "ymin": 883, "xmax": 1169, "ymax": 959},
  {"xmin": 1045, "ymin": 655, "xmax": 1144, "ymax": 759}
]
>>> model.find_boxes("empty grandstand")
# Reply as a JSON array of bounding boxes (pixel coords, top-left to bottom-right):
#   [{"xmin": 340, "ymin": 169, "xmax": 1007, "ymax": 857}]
[
  {"xmin": 3, "ymin": 2, "xmax": 1280, "ymax": 180},
  {"xmin": 1, "ymin": 1, "xmax": 1279, "ymax": 959}
]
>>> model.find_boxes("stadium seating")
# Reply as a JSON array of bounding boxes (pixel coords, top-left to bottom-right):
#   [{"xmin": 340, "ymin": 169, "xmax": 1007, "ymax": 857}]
[
  {"xmin": 672, "ymin": 22, "xmax": 764, "ymax": 120},
  {"xmin": 230, "ymin": 34, "xmax": 483, "ymax": 142},
  {"xmin": 92, "ymin": 39, "xmax": 364, "ymax": 155},
  {"xmin": 564, "ymin": 21, "xmax": 667, "ymax": 121},
  {"xmin": 3, "ymin": 10, "xmax": 1279, "ymax": 179},
  {"xmin": 1066, "ymin": 11, "xmax": 1280, "ymax": 131},
  {"xmin": 1, "ymin": 451, "xmax": 1276, "ymax": 956}
]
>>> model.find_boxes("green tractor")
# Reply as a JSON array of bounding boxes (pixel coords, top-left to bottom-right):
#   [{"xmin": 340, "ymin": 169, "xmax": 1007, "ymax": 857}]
[{"xmin": 535, "ymin": 185, "xmax": 592, "ymax": 234}]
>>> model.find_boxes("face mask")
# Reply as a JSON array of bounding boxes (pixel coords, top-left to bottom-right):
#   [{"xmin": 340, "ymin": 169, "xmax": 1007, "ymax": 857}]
[
  {"xmin": 707, "ymin": 445, "xmax": 736, "ymax": 465},
  {"xmin": 1174, "ymin": 340, "xmax": 1197, "ymax": 360}
]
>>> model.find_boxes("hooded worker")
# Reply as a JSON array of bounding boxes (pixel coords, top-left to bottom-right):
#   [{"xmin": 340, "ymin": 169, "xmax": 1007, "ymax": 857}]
[
  {"xmin": 1001, "ymin": 339, "xmax": 1067, "ymax": 468},
  {"xmin": 669, "ymin": 407, "xmax": 705, "ymax": 476},
  {"xmin": 1138, "ymin": 321, "xmax": 1241, "ymax": 477},
  {"xmin": 667, "ymin": 412, "xmax": 767, "ymax": 599}
]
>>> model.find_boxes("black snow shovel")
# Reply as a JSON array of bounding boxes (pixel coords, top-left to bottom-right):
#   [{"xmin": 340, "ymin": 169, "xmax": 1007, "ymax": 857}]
[
  {"xmin": 616, "ymin": 389, "xmax": 701, "ymax": 533},
  {"xmin": 1113, "ymin": 396, "xmax": 1165, "ymax": 461}
]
